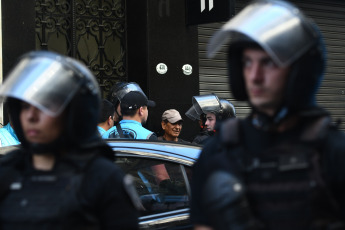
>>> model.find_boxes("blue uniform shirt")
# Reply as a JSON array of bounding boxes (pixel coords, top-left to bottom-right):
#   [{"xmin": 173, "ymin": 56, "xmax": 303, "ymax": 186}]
[
  {"xmin": 0, "ymin": 123, "xmax": 20, "ymax": 147},
  {"xmin": 102, "ymin": 120, "xmax": 156, "ymax": 140},
  {"xmin": 97, "ymin": 126, "xmax": 106, "ymax": 136}
]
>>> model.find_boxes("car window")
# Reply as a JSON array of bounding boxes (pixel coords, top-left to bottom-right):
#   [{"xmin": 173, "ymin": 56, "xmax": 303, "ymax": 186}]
[{"xmin": 115, "ymin": 157, "xmax": 191, "ymax": 216}]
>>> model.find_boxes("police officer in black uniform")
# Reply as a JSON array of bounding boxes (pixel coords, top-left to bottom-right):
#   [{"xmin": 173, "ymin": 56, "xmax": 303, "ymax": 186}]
[
  {"xmin": 191, "ymin": 1, "xmax": 345, "ymax": 230},
  {"xmin": 0, "ymin": 51, "xmax": 140, "ymax": 229},
  {"xmin": 185, "ymin": 94, "xmax": 236, "ymax": 144}
]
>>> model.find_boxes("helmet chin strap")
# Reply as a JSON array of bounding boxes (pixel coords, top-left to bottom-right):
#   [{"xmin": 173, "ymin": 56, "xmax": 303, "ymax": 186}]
[
  {"xmin": 251, "ymin": 106, "xmax": 289, "ymax": 131},
  {"xmin": 115, "ymin": 110, "xmax": 123, "ymax": 125}
]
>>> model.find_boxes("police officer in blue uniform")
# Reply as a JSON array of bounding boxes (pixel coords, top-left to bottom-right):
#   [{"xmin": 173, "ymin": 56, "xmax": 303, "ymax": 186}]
[
  {"xmin": 191, "ymin": 1, "xmax": 345, "ymax": 230},
  {"xmin": 102, "ymin": 83, "xmax": 157, "ymax": 140},
  {"xmin": 0, "ymin": 51, "xmax": 139, "ymax": 229},
  {"xmin": 0, "ymin": 121, "xmax": 20, "ymax": 147},
  {"xmin": 97, "ymin": 99, "xmax": 116, "ymax": 136}
]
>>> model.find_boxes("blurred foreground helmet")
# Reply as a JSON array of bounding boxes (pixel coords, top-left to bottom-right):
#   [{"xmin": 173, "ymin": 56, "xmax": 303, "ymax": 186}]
[
  {"xmin": 0, "ymin": 51, "xmax": 101, "ymax": 151},
  {"xmin": 208, "ymin": 0, "xmax": 325, "ymax": 111},
  {"xmin": 185, "ymin": 94, "xmax": 236, "ymax": 121}
]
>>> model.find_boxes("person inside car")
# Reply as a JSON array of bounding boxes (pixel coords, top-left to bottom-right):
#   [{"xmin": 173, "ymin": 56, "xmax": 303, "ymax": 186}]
[{"xmin": 0, "ymin": 51, "xmax": 140, "ymax": 229}]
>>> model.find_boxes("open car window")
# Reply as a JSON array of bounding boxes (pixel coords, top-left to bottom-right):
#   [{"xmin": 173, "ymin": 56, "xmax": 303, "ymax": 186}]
[{"xmin": 115, "ymin": 157, "xmax": 191, "ymax": 216}]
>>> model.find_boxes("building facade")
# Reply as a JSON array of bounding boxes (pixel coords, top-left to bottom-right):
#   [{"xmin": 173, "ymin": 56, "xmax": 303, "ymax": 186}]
[{"xmin": 1, "ymin": 0, "xmax": 345, "ymax": 139}]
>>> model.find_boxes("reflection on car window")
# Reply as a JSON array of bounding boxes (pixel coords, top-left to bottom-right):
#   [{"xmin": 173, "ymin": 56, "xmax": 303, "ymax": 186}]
[{"xmin": 115, "ymin": 157, "xmax": 190, "ymax": 216}]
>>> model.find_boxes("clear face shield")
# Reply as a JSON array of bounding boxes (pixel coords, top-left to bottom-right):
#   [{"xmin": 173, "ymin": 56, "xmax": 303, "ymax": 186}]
[
  {"xmin": 193, "ymin": 94, "xmax": 222, "ymax": 114},
  {"xmin": 185, "ymin": 94, "xmax": 222, "ymax": 120},
  {"xmin": 207, "ymin": 0, "xmax": 318, "ymax": 67},
  {"xmin": 185, "ymin": 106, "xmax": 200, "ymax": 121},
  {"xmin": 0, "ymin": 51, "xmax": 93, "ymax": 117}
]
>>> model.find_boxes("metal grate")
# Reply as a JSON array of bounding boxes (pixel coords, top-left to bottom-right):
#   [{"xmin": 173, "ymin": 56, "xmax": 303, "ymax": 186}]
[{"xmin": 35, "ymin": 0, "xmax": 127, "ymax": 98}]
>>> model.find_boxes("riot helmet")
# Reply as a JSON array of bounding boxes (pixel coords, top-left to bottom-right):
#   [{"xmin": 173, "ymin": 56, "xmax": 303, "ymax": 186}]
[
  {"xmin": 107, "ymin": 82, "xmax": 154, "ymax": 122},
  {"xmin": 185, "ymin": 94, "xmax": 236, "ymax": 121},
  {"xmin": 0, "ymin": 51, "xmax": 101, "ymax": 153},
  {"xmin": 108, "ymin": 82, "xmax": 152, "ymax": 107},
  {"xmin": 220, "ymin": 99, "xmax": 236, "ymax": 119},
  {"xmin": 207, "ymin": 0, "xmax": 325, "ymax": 112},
  {"xmin": 108, "ymin": 81, "xmax": 128, "ymax": 108}
]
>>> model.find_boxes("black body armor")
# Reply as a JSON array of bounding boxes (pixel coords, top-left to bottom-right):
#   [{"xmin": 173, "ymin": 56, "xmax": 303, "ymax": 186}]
[
  {"xmin": 0, "ymin": 150, "xmax": 100, "ymax": 230},
  {"xmin": 194, "ymin": 110, "xmax": 345, "ymax": 230}
]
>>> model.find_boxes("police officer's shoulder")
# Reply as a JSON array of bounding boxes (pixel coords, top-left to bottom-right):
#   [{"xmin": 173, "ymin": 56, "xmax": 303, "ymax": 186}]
[
  {"xmin": 102, "ymin": 126, "xmax": 117, "ymax": 139},
  {"xmin": 324, "ymin": 121, "xmax": 345, "ymax": 151},
  {"xmin": 202, "ymin": 135, "xmax": 218, "ymax": 151},
  {"xmin": 192, "ymin": 133, "xmax": 209, "ymax": 145},
  {"xmin": 0, "ymin": 148, "xmax": 24, "ymax": 167},
  {"xmin": 88, "ymin": 155, "xmax": 123, "ymax": 174},
  {"xmin": 293, "ymin": 107, "xmax": 332, "ymax": 142},
  {"xmin": 199, "ymin": 134, "xmax": 225, "ymax": 160},
  {"xmin": 198, "ymin": 118, "xmax": 241, "ymax": 160},
  {"xmin": 218, "ymin": 118, "xmax": 241, "ymax": 145},
  {"xmin": 81, "ymin": 151, "xmax": 126, "ymax": 191},
  {"xmin": 148, "ymin": 133, "xmax": 157, "ymax": 140}
]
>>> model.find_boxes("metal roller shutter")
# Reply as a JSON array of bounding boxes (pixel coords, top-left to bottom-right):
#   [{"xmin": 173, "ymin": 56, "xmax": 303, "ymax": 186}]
[{"xmin": 198, "ymin": 0, "xmax": 345, "ymax": 129}]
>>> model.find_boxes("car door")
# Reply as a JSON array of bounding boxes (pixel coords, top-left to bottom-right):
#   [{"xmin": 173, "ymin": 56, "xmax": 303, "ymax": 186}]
[{"xmin": 115, "ymin": 155, "xmax": 193, "ymax": 230}]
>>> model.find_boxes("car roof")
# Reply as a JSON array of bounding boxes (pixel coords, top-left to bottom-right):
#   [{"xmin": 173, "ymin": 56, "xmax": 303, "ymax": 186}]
[
  {"xmin": 106, "ymin": 139, "xmax": 202, "ymax": 166},
  {"xmin": 0, "ymin": 140, "xmax": 203, "ymax": 166}
]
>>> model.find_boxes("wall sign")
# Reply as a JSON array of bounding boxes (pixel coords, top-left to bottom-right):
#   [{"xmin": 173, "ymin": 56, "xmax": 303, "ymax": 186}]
[
  {"xmin": 182, "ymin": 64, "xmax": 192, "ymax": 75},
  {"xmin": 156, "ymin": 63, "xmax": 168, "ymax": 74},
  {"xmin": 186, "ymin": 0, "xmax": 235, "ymax": 25}
]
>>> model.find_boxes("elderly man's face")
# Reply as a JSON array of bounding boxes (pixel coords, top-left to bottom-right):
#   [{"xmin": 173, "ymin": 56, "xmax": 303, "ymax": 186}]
[
  {"xmin": 242, "ymin": 48, "xmax": 290, "ymax": 116},
  {"xmin": 162, "ymin": 121, "xmax": 183, "ymax": 139}
]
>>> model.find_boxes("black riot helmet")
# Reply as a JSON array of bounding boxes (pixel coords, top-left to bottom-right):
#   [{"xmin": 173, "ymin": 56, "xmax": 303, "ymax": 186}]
[
  {"xmin": 107, "ymin": 82, "xmax": 153, "ymax": 122},
  {"xmin": 185, "ymin": 94, "xmax": 236, "ymax": 122},
  {"xmin": 107, "ymin": 81, "xmax": 128, "ymax": 122},
  {"xmin": 108, "ymin": 82, "xmax": 149, "ymax": 108},
  {"xmin": 108, "ymin": 81, "xmax": 128, "ymax": 108},
  {"xmin": 208, "ymin": 0, "xmax": 326, "ymax": 115},
  {"xmin": 220, "ymin": 99, "xmax": 236, "ymax": 120},
  {"xmin": 0, "ymin": 51, "xmax": 102, "ymax": 153}
]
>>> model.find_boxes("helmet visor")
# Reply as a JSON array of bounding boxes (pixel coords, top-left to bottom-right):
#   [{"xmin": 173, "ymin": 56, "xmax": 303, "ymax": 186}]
[
  {"xmin": 185, "ymin": 106, "xmax": 200, "ymax": 121},
  {"xmin": 0, "ymin": 53, "xmax": 83, "ymax": 117},
  {"xmin": 193, "ymin": 94, "xmax": 221, "ymax": 114},
  {"xmin": 207, "ymin": 0, "xmax": 317, "ymax": 67}
]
